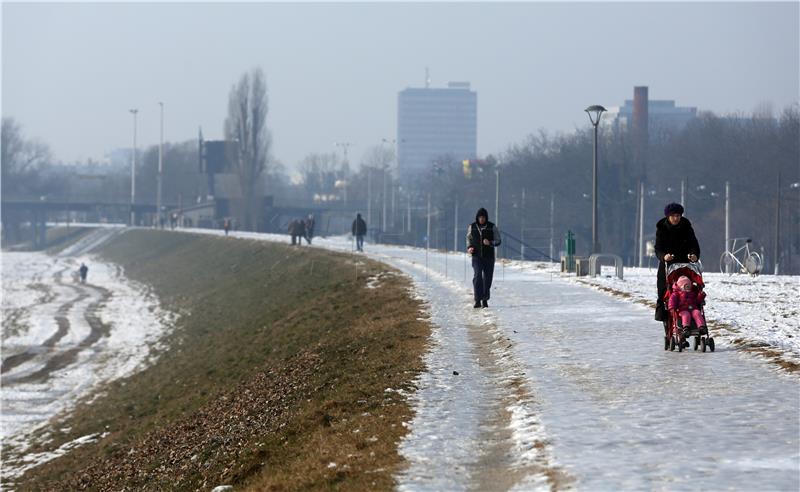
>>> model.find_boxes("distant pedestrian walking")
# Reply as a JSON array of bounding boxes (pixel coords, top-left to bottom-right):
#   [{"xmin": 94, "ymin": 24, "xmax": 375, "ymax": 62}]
[
  {"xmin": 78, "ymin": 263, "xmax": 89, "ymax": 284},
  {"xmin": 289, "ymin": 219, "xmax": 306, "ymax": 246},
  {"xmin": 352, "ymin": 213, "xmax": 367, "ymax": 252},
  {"xmin": 466, "ymin": 208, "xmax": 501, "ymax": 308},
  {"xmin": 304, "ymin": 214, "xmax": 315, "ymax": 245},
  {"xmin": 223, "ymin": 218, "xmax": 231, "ymax": 236}
]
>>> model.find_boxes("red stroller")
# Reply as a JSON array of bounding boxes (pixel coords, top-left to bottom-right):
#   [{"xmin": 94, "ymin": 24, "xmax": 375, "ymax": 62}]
[{"xmin": 662, "ymin": 262, "xmax": 715, "ymax": 353}]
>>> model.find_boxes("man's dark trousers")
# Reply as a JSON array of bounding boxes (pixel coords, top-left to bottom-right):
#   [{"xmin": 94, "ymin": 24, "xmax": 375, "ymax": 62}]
[
  {"xmin": 356, "ymin": 235, "xmax": 364, "ymax": 251},
  {"xmin": 472, "ymin": 256, "xmax": 495, "ymax": 301}
]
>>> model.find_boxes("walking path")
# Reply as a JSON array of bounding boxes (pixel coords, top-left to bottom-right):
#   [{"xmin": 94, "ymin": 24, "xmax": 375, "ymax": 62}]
[{"xmin": 309, "ymin": 237, "xmax": 799, "ymax": 491}]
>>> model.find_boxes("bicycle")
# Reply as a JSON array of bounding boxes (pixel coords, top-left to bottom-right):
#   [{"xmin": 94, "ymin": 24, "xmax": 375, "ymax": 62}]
[{"xmin": 719, "ymin": 237, "xmax": 763, "ymax": 275}]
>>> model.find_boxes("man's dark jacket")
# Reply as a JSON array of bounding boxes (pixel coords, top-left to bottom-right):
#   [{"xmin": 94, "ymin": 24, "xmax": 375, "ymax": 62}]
[
  {"xmin": 352, "ymin": 217, "xmax": 367, "ymax": 236},
  {"xmin": 466, "ymin": 210, "xmax": 501, "ymax": 259}
]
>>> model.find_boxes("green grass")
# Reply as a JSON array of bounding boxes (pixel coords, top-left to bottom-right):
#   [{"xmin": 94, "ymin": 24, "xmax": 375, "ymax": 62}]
[{"xmin": 14, "ymin": 230, "xmax": 430, "ymax": 491}]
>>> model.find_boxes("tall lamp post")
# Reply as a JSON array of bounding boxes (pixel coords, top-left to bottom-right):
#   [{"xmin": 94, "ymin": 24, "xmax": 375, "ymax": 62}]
[
  {"xmin": 129, "ymin": 108, "xmax": 139, "ymax": 226},
  {"xmin": 585, "ymin": 105, "xmax": 606, "ymax": 254},
  {"xmin": 157, "ymin": 102, "xmax": 164, "ymax": 228},
  {"xmin": 381, "ymin": 138, "xmax": 397, "ymax": 233}
]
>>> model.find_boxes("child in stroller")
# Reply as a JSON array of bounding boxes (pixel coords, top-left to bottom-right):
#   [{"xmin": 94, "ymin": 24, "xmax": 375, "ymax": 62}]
[
  {"xmin": 668, "ymin": 275, "xmax": 707, "ymax": 333},
  {"xmin": 663, "ymin": 263, "xmax": 715, "ymax": 352}
]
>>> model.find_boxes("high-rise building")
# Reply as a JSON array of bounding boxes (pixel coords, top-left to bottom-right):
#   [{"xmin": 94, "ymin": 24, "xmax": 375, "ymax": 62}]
[{"xmin": 397, "ymin": 82, "xmax": 477, "ymax": 177}]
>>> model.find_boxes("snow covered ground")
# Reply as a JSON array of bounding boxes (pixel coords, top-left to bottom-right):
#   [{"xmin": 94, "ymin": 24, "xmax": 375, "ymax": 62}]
[
  {"xmin": 179, "ymin": 227, "xmax": 800, "ymax": 490},
  {"xmin": 5, "ymin": 226, "xmax": 797, "ymax": 490},
  {"xmin": 1, "ymin": 228, "xmax": 175, "ymax": 482}
]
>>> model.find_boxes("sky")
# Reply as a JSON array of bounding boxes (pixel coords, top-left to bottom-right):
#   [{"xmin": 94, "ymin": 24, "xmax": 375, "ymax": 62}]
[{"xmin": 2, "ymin": 1, "xmax": 798, "ymax": 173}]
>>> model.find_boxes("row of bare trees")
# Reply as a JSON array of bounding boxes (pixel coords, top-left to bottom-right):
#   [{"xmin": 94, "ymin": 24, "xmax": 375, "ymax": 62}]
[{"xmin": 403, "ymin": 105, "xmax": 800, "ymax": 273}]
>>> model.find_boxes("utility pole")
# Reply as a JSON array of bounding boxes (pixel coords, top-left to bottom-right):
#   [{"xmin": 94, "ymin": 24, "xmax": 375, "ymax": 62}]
[
  {"xmin": 335, "ymin": 142, "xmax": 353, "ymax": 206},
  {"xmin": 680, "ymin": 179, "xmax": 686, "ymax": 212},
  {"xmin": 520, "ymin": 188, "xmax": 526, "ymax": 260},
  {"xmin": 381, "ymin": 138, "xmax": 397, "ymax": 233},
  {"xmin": 638, "ymin": 181, "xmax": 645, "ymax": 268},
  {"xmin": 129, "ymin": 108, "xmax": 138, "ymax": 226},
  {"xmin": 549, "ymin": 193, "xmax": 555, "ymax": 262},
  {"xmin": 454, "ymin": 200, "xmax": 459, "ymax": 253},
  {"xmin": 367, "ymin": 167, "xmax": 372, "ymax": 232},
  {"xmin": 157, "ymin": 102, "xmax": 164, "ymax": 228},
  {"xmin": 725, "ymin": 181, "xmax": 731, "ymax": 273}
]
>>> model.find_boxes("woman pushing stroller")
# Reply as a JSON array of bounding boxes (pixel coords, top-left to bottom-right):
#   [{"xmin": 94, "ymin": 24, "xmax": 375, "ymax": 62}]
[{"xmin": 654, "ymin": 202, "xmax": 701, "ymax": 325}]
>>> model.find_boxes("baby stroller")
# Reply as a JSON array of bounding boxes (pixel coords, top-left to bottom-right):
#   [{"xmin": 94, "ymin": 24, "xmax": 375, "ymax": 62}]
[{"xmin": 662, "ymin": 262, "xmax": 715, "ymax": 353}]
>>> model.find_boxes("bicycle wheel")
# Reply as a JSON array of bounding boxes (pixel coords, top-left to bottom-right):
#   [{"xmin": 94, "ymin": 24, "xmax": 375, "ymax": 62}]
[
  {"xmin": 720, "ymin": 251, "xmax": 737, "ymax": 275},
  {"xmin": 745, "ymin": 252, "xmax": 763, "ymax": 275}
]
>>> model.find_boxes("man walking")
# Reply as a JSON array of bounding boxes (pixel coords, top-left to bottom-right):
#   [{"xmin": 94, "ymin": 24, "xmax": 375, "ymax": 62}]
[
  {"xmin": 304, "ymin": 214, "xmax": 315, "ymax": 245},
  {"xmin": 466, "ymin": 208, "xmax": 501, "ymax": 308},
  {"xmin": 352, "ymin": 213, "xmax": 367, "ymax": 252}
]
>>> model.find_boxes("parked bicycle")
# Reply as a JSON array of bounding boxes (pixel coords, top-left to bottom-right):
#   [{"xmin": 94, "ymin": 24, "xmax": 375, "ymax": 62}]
[{"xmin": 719, "ymin": 237, "xmax": 763, "ymax": 275}]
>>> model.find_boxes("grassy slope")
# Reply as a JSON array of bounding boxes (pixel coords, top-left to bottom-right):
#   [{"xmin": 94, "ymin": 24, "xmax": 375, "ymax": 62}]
[{"xmin": 16, "ymin": 230, "xmax": 429, "ymax": 490}]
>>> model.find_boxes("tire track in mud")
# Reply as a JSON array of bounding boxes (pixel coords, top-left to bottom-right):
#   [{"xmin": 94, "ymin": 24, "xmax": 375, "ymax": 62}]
[
  {"xmin": 2, "ymin": 268, "xmax": 113, "ymax": 383},
  {"xmin": 467, "ymin": 318, "xmax": 572, "ymax": 491},
  {"xmin": 1, "ymin": 268, "xmax": 88, "ymax": 374}
]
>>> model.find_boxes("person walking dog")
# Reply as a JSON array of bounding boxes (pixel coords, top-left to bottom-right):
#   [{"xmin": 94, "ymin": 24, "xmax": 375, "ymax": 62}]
[{"xmin": 466, "ymin": 207, "xmax": 501, "ymax": 308}]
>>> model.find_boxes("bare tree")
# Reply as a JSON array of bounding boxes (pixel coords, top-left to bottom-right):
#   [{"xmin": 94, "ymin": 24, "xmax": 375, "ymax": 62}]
[
  {"xmin": 224, "ymin": 68, "xmax": 271, "ymax": 230},
  {"xmin": 298, "ymin": 152, "xmax": 341, "ymax": 196},
  {"xmin": 1, "ymin": 117, "xmax": 51, "ymax": 198}
]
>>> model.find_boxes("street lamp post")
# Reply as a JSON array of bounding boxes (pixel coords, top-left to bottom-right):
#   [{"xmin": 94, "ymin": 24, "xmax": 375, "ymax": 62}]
[
  {"xmin": 129, "ymin": 108, "xmax": 138, "ymax": 226},
  {"xmin": 157, "ymin": 102, "xmax": 164, "ymax": 228},
  {"xmin": 334, "ymin": 142, "xmax": 352, "ymax": 206},
  {"xmin": 585, "ymin": 105, "xmax": 607, "ymax": 254},
  {"xmin": 381, "ymin": 138, "xmax": 397, "ymax": 233}
]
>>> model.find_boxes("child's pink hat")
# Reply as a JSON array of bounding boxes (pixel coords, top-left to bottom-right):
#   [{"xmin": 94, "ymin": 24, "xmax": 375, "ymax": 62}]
[{"xmin": 676, "ymin": 276, "xmax": 692, "ymax": 289}]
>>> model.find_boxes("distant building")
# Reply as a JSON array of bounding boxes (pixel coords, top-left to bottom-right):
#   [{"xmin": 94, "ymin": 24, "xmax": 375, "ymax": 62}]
[
  {"xmin": 397, "ymin": 82, "xmax": 477, "ymax": 177},
  {"xmin": 604, "ymin": 86, "xmax": 698, "ymax": 142}
]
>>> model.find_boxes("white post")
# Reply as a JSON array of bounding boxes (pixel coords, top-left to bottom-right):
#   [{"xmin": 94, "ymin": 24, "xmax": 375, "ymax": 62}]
[
  {"xmin": 520, "ymin": 187, "xmax": 526, "ymax": 260},
  {"xmin": 549, "ymin": 193, "xmax": 554, "ymax": 262},
  {"xmin": 680, "ymin": 179, "xmax": 686, "ymax": 211},
  {"xmin": 367, "ymin": 167, "xmax": 372, "ymax": 232},
  {"xmin": 725, "ymin": 180, "xmax": 730, "ymax": 260},
  {"xmin": 454, "ymin": 200, "xmax": 459, "ymax": 253},
  {"xmin": 639, "ymin": 181, "xmax": 645, "ymax": 268},
  {"xmin": 382, "ymin": 167, "xmax": 387, "ymax": 233},
  {"xmin": 391, "ymin": 182, "xmax": 396, "ymax": 229},
  {"xmin": 426, "ymin": 192, "xmax": 431, "ymax": 279},
  {"xmin": 129, "ymin": 109, "xmax": 138, "ymax": 226},
  {"xmin": 495, "ymin": 168, "xmax": 500, "ymax": 228},
  {"xmin": 157, "ymin": 102, "xmax": 164, "ymax": 228},
  {"xmin": 407, "ymin": 192, "xmax": 411, "ymax": 235},
  {"xmin": 495, "ymin": 168, "xmax": 500, "ymax": 259}
]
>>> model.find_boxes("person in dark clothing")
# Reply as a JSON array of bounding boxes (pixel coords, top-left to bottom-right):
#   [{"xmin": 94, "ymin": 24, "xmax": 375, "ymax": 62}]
[
  {"xmin": 78, "ymin": 263, "xmax": 88, "ymax": 283},
  {"xmin": 466, "ymin": 208, "xmax": 502, "ymax": 308},
  {"xmin": 223, "ymin": 218, "xmax": 230, "ymax": 236},
  {"xmin": 304, "ymin": 214, "xmax": 315, "ymax": 245},
  {"xmin": 654, "ymin": 202, "xmax": 700, "ymax": 327},
  {"xmin": 352, "ymin": 213, "xmax": 367, "ymax": 252},
  {"xmin": 288, "ymin": 219, "xmax": 306, "ymax": 245}
]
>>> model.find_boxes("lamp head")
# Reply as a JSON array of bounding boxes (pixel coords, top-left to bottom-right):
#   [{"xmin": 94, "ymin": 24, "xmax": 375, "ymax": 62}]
[{"xmin": 584, "ymin": 105, "xmax": 607, "ymax": 126}]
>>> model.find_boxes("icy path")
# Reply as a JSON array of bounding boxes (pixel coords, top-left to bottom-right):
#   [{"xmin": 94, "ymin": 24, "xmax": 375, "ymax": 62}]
[
  {"xmin": 1, "ymin": 228, "xmax": 174, "ymax": 481},
  {"xmin": 162, "ymin": 229, "xmax": 800, "ymax": 489},
  {"xmin": 310, "ymin": 237, "xmax": 800, "ymax": 491}
]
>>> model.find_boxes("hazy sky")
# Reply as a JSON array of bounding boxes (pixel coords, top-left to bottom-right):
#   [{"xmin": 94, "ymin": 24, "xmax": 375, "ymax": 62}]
[{"xmin": 3, "ymin": 2, "xmax": 798, "ymax": 172}]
